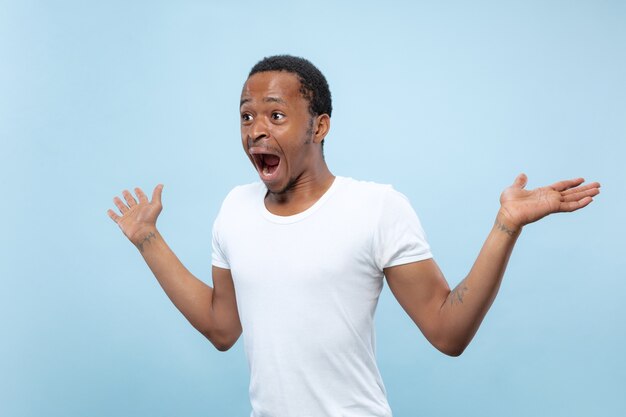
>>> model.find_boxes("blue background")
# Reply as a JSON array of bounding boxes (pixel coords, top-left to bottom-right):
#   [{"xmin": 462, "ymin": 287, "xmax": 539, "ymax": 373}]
[{"xmin": 1, "ymin": 1, "xmax": 624, "ymax": 416}]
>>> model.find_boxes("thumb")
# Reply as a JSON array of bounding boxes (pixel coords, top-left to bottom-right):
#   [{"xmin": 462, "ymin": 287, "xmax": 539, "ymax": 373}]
[
  {"xmin": 152, "ymin": 184, "xmax": 164, "ymax": 204},
  {"xmin": 512, "ymin": 173, "xmax": 528, "ymax": 189}
]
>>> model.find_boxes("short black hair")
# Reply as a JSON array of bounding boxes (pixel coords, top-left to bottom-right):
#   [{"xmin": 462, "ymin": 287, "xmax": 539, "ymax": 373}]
[{"xmin": 249, "ymin": 55, "xmax": 332, "ymax": 118}]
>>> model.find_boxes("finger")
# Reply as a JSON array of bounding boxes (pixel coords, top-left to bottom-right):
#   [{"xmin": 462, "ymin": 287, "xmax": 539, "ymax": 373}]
[
  {"xmin": 135, "ymin": 187, "xmax": 149, "ymax": 203},
  {"xmin": 122, "ymin": 189, "xmax": 138, "ymax": 207},
  {"xmin": 559, "ymin": 196, "xmax": 594, "ymax": 212},
  {"xmin": 113, "ymin": 196, "xmax": 129, "ymax": 214},
  {"xmin": 562, "ymin": 181, "xmax": 601, "ymax": 196},
  {"xmin": 107, "ymin": 209, "xmax": 121, "ymax": 223},
  {"xmin": 550, "ymin": 177, "xmax": 585, "ymax": 192},
  {"xmin": 152, "ymin": 184, "xmax": 164, "ymax": 204},
  {"xmin": 561, "ymin": 187, "xmax": 600, "ymax": 203},
  {"xmin": 512, "ymin": 173, "xmax": 528, "ymax": 189}
]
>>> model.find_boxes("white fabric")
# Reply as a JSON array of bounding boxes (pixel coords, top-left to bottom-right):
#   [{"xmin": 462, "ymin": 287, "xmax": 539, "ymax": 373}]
[{"xmin": 212, "ymin": 176, "xmax": 432, "ymax": 417}]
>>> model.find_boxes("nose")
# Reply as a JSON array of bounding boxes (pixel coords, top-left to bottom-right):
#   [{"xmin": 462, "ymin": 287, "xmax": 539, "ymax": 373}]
[{"xmin": 249, "ymin": 117, "xmax": 269, "ymax": 143}]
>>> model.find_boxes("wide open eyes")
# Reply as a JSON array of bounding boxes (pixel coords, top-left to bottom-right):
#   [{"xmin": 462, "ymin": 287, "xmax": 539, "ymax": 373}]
[
  {"xmin": 241, "ymin": 113, "xmax": 253, "ymax": 123},
  {"xmin": 271, "ymin": 112, "xmax": 285, "ymax": 121},
  {"xmin": 240, "ymin": 111, "xmax": 286, "ymax": 125}
]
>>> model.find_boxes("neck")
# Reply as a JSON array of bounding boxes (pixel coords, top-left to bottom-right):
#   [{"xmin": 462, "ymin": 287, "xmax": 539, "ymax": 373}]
[{"xmin": 265, "ymin": 162, "xmax": 335, "ymax": 216}]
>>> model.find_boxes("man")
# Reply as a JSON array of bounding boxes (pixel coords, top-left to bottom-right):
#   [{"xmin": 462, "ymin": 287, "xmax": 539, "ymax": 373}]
[{"xmin": 107, "ymin": 55, "xmax": 600, "ymax": 416}]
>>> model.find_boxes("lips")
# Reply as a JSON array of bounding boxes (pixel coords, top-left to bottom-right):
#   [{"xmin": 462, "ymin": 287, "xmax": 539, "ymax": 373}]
[{"xmin": 249, "ymin": 147, "xmax": 282, "ymax": 181}]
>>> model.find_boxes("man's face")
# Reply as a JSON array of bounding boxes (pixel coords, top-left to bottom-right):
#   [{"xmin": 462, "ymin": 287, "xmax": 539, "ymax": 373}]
[{"xmin": 240, "ymin": 71, "xmax": 318, "ymax": 194}]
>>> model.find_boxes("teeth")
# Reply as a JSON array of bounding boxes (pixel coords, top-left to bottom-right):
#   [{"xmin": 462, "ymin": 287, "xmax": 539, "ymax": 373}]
[{"xmin": 262, "ymin": 165, "xmax": 269, "ymax": 176}]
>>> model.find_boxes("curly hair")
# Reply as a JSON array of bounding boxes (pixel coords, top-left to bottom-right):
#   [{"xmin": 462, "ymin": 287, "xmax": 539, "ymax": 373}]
[{"xmin": 249, "ymin": 55, "xmax": 332, "ymax": 118}]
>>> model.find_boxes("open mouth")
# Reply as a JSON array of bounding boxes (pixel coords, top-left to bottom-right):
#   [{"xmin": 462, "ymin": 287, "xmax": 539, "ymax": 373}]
[{"xmin": 252, "ymin": 152, "xmax": 281, "ymax": 179}]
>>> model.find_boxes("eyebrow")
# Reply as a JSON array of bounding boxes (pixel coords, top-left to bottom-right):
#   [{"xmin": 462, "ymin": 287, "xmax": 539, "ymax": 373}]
[
  {"xmin": 240, "ymin": 96, "xmax": 286, "ymax": 107},
  {"xmin": 263, "ymin": 97, "xmax": 286, "ymax": 104}
]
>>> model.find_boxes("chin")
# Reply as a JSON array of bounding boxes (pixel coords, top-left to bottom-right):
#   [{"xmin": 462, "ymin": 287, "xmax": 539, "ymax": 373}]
[{"xmin": 263, "ymin": 176, "xmax": 297, "ymax": 196}]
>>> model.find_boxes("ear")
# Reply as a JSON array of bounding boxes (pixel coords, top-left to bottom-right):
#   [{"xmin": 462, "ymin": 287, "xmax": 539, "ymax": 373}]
[{"xmin": 312, "ymin": 114, "xmax": 330, "ymax": 145}]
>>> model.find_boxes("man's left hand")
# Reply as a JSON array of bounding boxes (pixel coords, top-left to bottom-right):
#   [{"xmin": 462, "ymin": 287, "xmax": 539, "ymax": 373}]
[{"xmin": 498, "ymin": 173, "xmax": 600, "ymax": 230}]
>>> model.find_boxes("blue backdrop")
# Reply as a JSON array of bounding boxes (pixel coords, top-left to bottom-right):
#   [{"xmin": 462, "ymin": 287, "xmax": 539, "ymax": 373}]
[{"xmin": 1, "ymin": 1, "xmax": 624, "ymax": 416}]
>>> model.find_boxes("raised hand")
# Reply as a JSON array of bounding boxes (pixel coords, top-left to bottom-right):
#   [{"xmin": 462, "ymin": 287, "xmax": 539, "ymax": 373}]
[
  {"xmin": 107, "ymin": 185, "xmax": 164, "ymax": 247},
  {"xmin": 498, "ymin": 174, "xmax": 600, "ymax": 230}
]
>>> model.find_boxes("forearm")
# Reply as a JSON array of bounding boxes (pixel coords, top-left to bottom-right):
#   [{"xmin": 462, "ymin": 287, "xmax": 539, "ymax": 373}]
[
  {"xmin": 387, "ymin": 175, "xmax": 599, "ymax": 356},
  {"xmin": 437, "ymin": 212, "xmax": 520, "ymax": 354},
  {"xmin": 132, "ymin": 227, "xmax": 217, "ymax": 337},
  {"xmin": 108, "ymin": 185, "xmax": 241, "ymax": 350}
]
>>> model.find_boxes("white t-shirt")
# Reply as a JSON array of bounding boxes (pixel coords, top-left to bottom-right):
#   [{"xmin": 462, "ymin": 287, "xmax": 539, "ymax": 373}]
[{"xmin": 212, "ymin": 176, "xmax": 432, "ymax": 417}]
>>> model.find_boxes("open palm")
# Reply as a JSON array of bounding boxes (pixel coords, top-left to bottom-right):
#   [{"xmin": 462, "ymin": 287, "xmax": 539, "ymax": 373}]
[
  {"xmin": 107, "ymin": 185, "xmax": 164, "ymax": 245},
  {"xmin": 499, "ymin": 174, "xmax": 600, "ymax": 229}
]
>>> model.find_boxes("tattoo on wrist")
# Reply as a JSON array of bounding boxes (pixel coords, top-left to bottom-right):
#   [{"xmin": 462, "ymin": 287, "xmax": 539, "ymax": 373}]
[
  {"xmin": 495, "ymin": 219, "xmax": 518, "ymax": 236},
  {"xmin": 449, "ymin": 281, "xmax": 469, "ymax": 306},
  {"xmin": 137, "ymin": 231, "xmax": 156, "ymax": 253}
]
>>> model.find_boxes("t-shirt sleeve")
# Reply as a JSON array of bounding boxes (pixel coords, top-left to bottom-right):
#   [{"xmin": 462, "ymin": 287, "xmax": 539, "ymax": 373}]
[
  {"xmin": 374, "ymin": 187, "xmax": 433, "ymax": 270},
  {"xmin": 211, "ymin": 208, "xmax": 230, "ymax": 269}
]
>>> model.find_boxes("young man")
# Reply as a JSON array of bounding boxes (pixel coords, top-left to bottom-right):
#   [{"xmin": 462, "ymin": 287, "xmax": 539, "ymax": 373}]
[{"xmin": 108, "ymin": 55, "xmax": 600, "ymax": 416}]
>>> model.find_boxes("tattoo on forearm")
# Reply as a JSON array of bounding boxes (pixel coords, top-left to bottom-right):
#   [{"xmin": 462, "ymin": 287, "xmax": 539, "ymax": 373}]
[
  {"xmin": 449, "ymin": 281, "xmax": 469, "ymax": 306},
  {"xmin": 495, "ymin": 219, "xmax": 518, "ymax": 236},
  {"xmin": 137, "ymin": 231, "xmax": 156, "ymax": 253}
]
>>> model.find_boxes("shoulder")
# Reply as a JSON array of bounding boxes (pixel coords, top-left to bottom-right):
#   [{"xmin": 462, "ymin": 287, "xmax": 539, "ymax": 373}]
[
  {"xmin": 336, "ymin": 176, "xmax": 394, "ymax": 197},
  {"xmin": 220, "ymin": 181, "xmax": 265, "ymax": 206},
  {"xmin": 336, "ymin": 176, "xmax": 407, "ymax": 206},
  {"xmin": 336, "ymin": 177, "xmax": 424, "ymax": 230},
  {"xmin": 214, "ymin": 182, "xmax": 265, "ymax": 225}
]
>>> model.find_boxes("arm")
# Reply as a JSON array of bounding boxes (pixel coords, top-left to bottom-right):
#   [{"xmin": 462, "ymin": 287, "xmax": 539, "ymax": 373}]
[
  {"xmin": 385, "ymin": 174, "xmax": 600, "ymax": 356},
  {"xmin": 107, "ymin": 185, "xmax": 242, "ymax": 351}
]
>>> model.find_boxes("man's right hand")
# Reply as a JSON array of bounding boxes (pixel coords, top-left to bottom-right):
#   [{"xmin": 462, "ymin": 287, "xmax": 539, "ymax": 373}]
[{"xmin": 107, "ymin": 184, "xmax": 164, "ymax": 248}]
